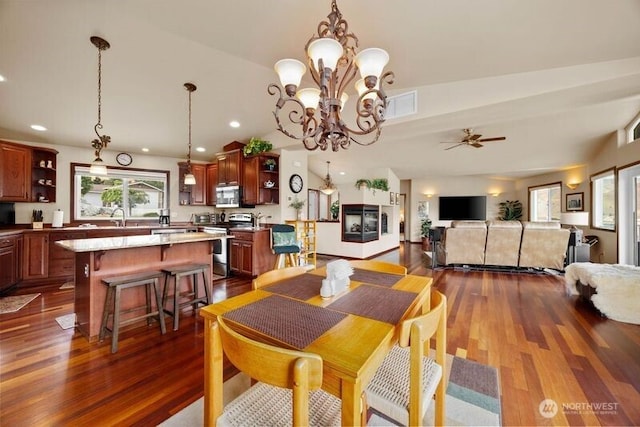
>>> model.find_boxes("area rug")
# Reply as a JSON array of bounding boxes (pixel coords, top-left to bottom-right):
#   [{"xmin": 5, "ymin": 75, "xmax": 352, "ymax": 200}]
[
  {"xmin": 55, "ymin": 313, "xmax": 76, "ymax": 330},
  {"xmin": 158, "ymin": 355, "xmax": 501, "ymax": 426},
  {"xmin": 0, "ymin": 293, "xmax": 40, "ymax": 314}
]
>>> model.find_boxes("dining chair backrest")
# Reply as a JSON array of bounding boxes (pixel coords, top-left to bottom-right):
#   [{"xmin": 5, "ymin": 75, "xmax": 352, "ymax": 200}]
[
  {"xmin": 348, "ymin": 260, "xmax": 407, "ymax": 275},
  {"xmin": 252, "ymin": 266, "xmax": 308, "ymax": 290},
  {"xmin": 216, "ymin": 316, "xmax": 324, "ymax": 426},
  {"xmin": 398, "ymin": 290, "xmax": 447, "ymax": 426}
]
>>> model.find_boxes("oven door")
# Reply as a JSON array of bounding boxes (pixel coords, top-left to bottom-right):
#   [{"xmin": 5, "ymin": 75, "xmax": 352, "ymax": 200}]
[{"xmin": 215, "ymin": 185, "xmax": 240, "ymax": 208}]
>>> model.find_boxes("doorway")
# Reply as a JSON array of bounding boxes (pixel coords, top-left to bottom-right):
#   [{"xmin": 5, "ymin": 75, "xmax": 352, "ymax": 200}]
[
  {"xmin": 618, "ymin": 163, "xmax": 640, "ymax": 266},
  {"xmin": 398, "ymin": 193, "xmax": 407, "ymax": 241}
]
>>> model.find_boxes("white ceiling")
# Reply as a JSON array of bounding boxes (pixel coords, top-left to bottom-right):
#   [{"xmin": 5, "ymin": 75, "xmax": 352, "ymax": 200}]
[{"xmin": 1, "ymin": 0, "xmax": 640, "ymax": 183}]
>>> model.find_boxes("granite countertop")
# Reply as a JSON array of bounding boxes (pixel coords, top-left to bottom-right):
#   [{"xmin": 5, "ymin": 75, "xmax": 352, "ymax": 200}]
[{"xmin": 55, "ymin": 231, "xmax": 226, "ymax": 253}]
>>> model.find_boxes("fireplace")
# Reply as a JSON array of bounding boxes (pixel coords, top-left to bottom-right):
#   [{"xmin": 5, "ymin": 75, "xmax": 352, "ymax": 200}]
[{"xmin": 342, "ymin": 204, "xmax": 379, "ymax": 242}]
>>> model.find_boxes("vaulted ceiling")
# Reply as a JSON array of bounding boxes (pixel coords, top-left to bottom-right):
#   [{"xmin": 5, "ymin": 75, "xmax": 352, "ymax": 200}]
[{"xmin": 1, "ymin": 0, "xmax": 639, "ymax": 182}]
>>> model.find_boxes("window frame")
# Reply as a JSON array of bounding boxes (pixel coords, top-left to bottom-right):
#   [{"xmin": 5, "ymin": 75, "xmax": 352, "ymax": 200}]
[
  {"xmin": 528, "ymin": 181, "xmax": 562, "ymax": 222},
  {"xmin": 590, "ymin": 167, "xmax": 616, "ymax": 232},
  {"xmin": 625, "ymin": 111, "xmax": 640, "ymax": 144},
  {"xmin": 70, "ymin": 163, "xmax": 171, "ymax": 224}
]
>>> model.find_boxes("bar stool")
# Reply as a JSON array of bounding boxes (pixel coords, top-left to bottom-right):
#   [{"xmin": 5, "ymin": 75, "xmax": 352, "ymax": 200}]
[
  {"xmin": 99, "ymin": 270, "xmax": 166, "ymax": 354},
  {"xmin": 161, "ymin": 263, "xmax": 211, "ymax": 331}
]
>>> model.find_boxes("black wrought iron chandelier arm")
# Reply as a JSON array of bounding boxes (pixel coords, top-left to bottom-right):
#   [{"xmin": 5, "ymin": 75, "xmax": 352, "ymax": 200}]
[{"xmin": 269, "ymin": 83, "xmax": 321, "ymax": 143}]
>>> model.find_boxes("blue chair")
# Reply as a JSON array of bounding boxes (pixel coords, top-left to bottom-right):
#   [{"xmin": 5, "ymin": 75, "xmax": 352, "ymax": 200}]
[{"xmin": 271, "ymin": 224, "xmax": 300, "ymax": 269}]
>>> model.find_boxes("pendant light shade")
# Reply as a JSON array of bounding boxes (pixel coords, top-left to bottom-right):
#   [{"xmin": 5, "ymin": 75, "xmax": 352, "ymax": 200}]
[
  {"xmin": 184, "ymin": 82, "xmax": 197, "ymax": 186},
  {"xmin": 319, "ymin": 161, "xmax": 337, "ymax": 195}
]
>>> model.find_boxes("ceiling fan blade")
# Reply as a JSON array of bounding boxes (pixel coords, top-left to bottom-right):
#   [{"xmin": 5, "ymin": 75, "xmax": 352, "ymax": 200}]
[
  {"xmin": 445, "ymin": 143, "xmax": 464, "ymax": 150},
  {"xmin": 471, "ymin": 142, "xmax": 484, "ymax": 148},
  {"xmin": 469, "ymin": 134, "xmax": 482, "ymax": 140},
  {"xmin": 476, "ymin": 136, "xmax": 506, "ymax": 142}
]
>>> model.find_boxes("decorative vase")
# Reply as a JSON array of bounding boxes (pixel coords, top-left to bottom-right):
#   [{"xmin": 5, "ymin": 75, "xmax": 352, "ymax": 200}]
[{"xmin": 296, "ymin": 210, "xmax": 302, "ymax": 220}]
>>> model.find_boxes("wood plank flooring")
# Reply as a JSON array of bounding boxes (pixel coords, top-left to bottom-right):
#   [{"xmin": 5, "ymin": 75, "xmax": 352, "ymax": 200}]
[{"xmin": 1, "ymin": 243, "xmax": 639, "ymax": 426}]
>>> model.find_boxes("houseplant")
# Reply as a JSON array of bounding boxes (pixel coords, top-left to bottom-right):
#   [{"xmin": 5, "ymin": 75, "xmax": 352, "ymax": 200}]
[
  {"xmin": 263, "ymin": 158, "xmax": 277, "ymax": 171},
  {"xmin": 498, "ymin": 200, "xmax": 523, "ymax": 220},
  {"xmin": 243, "ymin": 137, "xmax": 273, "ymax": 157},
  {"xmin": 289, "ymin": 197, "xmax": 305, "ymax": 220},
  {"xmin": 330, "ymin": 200, "xmax": 339, "ymax": 220},
  {"xmin": 354, "ymin": 179, "xmax": 372, "ymax": 190},
  {"xmin": 370, "ymin": 178, "xmax": 389, "ymax": 192},
  {"xmin": 420, "ymin": 217, "xmax": 432, "ymax": 250}
]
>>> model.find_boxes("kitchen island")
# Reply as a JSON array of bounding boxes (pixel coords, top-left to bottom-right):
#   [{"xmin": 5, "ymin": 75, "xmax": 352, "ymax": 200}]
[{"xmin": 56, "ymin": 232, "xmax": 225, "ymax": 341}]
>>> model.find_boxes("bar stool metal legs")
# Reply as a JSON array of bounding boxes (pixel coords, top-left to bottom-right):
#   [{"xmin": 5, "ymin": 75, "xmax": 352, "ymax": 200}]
[
  {"xmin": 99, "ymin": 270, "xmax": 166, "ymax": 353},
  {"xmin": 161, "ymin": 263, "xmax": 211, "ymax": 331}
]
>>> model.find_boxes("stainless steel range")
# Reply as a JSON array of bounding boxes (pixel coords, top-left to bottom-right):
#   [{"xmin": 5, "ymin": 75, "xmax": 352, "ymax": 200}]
[{"xmin": 228, "ymin": 212, "xmax": 254, "ymax": 229}]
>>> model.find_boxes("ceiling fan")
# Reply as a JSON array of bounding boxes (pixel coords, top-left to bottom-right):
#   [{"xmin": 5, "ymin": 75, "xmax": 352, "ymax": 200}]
[{"xmin": 441, "ymin": 128, "xmax": 506, "ymax": 150}]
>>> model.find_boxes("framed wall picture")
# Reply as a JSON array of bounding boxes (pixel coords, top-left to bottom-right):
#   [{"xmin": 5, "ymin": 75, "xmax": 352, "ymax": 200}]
[
  {"xmin": 566, "ymin": 192, "xmax": 584, "ymax": 211},
  {"xmin": 418, "ymin": 201, "xmax": 429, "ymax": 219},
  {"xmin": 390, "ymin": 192, "xmax": 395, "ymax": 205}
]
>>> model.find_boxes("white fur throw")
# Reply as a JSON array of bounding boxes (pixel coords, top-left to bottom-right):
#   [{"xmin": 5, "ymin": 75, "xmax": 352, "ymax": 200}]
[{"xmin": 565, "ymin": 262, "xmax": 640, "ymax": 325}]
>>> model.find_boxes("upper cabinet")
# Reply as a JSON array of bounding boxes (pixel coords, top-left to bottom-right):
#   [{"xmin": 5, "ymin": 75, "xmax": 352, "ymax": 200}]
[
  {"xmin": 216, "ymin": 149, "xmax": 242, "ymax": 186},
  {"xmin": 206, "ymin": 163, "xmax": 218, "ymax": 206},
  {"xmin": 0, "ymin": 140, "xmax": 57, "ymax": 203},
  {"xmin": 243, "ymin": 154, "xmax": 280, "ymax": 206},
  {"xmin": 178, "ymin": 162, "xmax": 208, "ymax": 206}
]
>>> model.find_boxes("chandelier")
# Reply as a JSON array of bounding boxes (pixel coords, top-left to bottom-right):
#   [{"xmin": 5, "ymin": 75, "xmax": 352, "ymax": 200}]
[
  {"xmin": 268, "ymin": 0, "xmax": 394, "ymax": 152},
  {"xmin": 183, "ymin": 83, "xmax": 197, "ymax": 185},
  {"xmin": 89, "ymin": 36, "xmax": 111, "ymax": 176},
  {"xmin": 319, "ymin": 161, "xmax": 337, "ymax": 195}
]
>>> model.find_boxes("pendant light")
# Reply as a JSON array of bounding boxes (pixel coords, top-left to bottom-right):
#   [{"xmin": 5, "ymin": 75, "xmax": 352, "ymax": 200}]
[
  {"xmin": 89, "ymin": 36, "xmax": 111, "ymax": 176},
  {"xmin": 183, "ymin": 82, "xmax": 197, "ymax": 185},
  {"xmin": 319, "ymin": 161, "xmax": 337, "ymax": 195}
]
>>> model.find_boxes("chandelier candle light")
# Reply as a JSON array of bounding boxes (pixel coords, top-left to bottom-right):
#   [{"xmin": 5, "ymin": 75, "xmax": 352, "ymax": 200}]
[
  {"xmin": 89, "ymin": 36, "xmax": 111, "ymax": 176},
  {"xmin": 269, "ymin": 0, "xmax": 394, "ymax": 152},
  {"xmin": 183, "ymin": 83, "xmax": 197, "ymax": 186}
]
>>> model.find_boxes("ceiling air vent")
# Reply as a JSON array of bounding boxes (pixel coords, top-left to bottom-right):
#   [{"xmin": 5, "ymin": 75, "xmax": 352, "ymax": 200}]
[{"xmin": 385, "ymin": 90, "xmax": 417, "ymax": 120}]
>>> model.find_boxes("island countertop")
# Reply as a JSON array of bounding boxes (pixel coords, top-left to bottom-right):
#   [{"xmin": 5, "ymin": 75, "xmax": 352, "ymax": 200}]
[{"xmin": 55, "ymin": 231, "xmax": 227, "ymax": 253}]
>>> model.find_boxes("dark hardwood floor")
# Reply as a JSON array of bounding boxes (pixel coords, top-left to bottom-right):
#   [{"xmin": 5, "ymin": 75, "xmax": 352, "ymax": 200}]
[{"xmin": 1, "ymin": 243, "xmax": 639, "ymax": 426}]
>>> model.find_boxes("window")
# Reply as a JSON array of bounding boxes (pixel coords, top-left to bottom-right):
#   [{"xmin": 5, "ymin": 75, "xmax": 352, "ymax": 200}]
[
  {"xmin": 625, "ymin": 111, "xmax": 640, "ymax": 144},
  {"xmin": 591, "ymin": 168, "xmax": 616, "ymax": 231},
  {"xmin": 72, "ymin": 164, "xmax": 169, "ymax": 222},
  {"xmin": 529, "ymin": 182, "xmax": 561, "ymax": 221}
]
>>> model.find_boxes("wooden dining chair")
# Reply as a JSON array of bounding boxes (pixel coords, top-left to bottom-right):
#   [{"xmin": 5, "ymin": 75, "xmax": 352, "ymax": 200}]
[
  {"xmin": 215, "ymin": 316, "xmax": 343, "ymax": 426},
  {"xmin": 252, "ymin": 266, "xmax": 308, "ymax": 290},
  {"xmin": 366, "ymin": 290, "xmax": 447, "ymax": 426},
  {"xmin": 348, "ymin": 259, "xmax": 407, "ymax": 275}
]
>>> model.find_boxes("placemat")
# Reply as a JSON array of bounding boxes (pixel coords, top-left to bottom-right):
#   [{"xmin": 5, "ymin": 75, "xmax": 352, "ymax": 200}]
[
  {"xmin": 223, "ymin": 295, "xmax": 347, "ymax": 349},
  {"xmin": 327, "ymin": 285, "xmax": 417, "ymax": 324},
  {"xmin": 264, "ymin": 273, "xmax": 324, "ymax": 300},
  {"xmin": 350, "ymin": 268, "xmax": 404, "ymax": 287}
]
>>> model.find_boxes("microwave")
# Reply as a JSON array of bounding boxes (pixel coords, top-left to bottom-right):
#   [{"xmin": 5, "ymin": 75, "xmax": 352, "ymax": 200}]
[{"xmin": 216, "ymin": 185, "xmax": 241, "ymax": 208}]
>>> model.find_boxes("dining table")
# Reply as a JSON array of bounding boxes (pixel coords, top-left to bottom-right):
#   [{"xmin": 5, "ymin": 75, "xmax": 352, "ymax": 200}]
[{"xmin": 200, "ymin": 266, "xmax": 432, "ymax": 426}]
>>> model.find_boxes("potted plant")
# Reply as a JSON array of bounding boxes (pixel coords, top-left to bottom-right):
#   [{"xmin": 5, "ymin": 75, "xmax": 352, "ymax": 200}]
[
  {"xmin": 420, "ymin": 217, "xmax": 432, "ymax": 250},
  {"xmin": 264, "ymin": 158, "xmax": 277, "ymax": 171},
  {"xmin": 330, "ymin": 200, "xmax": 340, "ymax": 220},
  {"xmin": 498, "ymin": 200, "xmax": 523, "ymax": 220},
  {"xmin": 354, "ymin": 179, "xmax": 372, "ymax": 190},
  {"xmin": 370, "ymin": 178, "xmax": 389, "ymax": 192},
  {"xmin": 289, "ymin": 197, "xmax": 305, "ymax": 220},
  {"xmin": 243, "ymin": 137, "xmax": 273, "ymax": 157}
]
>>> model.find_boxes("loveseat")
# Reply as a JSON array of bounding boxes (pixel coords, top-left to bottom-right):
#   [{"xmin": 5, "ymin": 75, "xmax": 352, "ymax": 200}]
[{"xmin": 436, "ymin": 220, "xmax": 570, "ymax": 270}]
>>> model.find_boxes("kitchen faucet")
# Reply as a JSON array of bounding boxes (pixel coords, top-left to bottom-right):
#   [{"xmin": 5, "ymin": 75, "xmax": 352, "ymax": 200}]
[{"xmin": 110, "ymin": 208, "xmax": 126, "ymax": 227}]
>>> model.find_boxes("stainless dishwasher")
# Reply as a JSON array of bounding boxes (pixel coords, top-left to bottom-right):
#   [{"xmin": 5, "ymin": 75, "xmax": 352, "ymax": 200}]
[{"xmin": 203, "ymin": 227, "xmax": 230, "ymax": 278}]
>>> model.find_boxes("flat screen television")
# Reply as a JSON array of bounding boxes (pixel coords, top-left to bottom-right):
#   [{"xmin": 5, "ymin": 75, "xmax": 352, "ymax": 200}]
[{"xmin": 438, "ymin": 196, "xmax": 487, "ymax": 220}]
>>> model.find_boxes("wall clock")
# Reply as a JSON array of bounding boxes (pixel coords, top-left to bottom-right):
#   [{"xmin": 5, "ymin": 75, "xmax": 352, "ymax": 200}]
[
  {"xmin": 289, "ymin": 174, "xmax": 303, "ymax": 193},
  {"xmin": 116, "ymin": 152, "xmax": 133, "ymax": 166}
]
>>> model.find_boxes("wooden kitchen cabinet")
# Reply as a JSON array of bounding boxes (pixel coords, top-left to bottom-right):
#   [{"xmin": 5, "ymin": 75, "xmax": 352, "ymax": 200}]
[
  {"xmin": 216, "ymin": 149, "xmax": 242, "ymax": 186},
  {"xmin": 206, "ymin": 163, "xmax": 218, "ymax": 206},
  {"xmin": 22, "ymin": 232, "xmax": 49, "ymax": 280},
  {"xmin": 0, "ymin": 141, "xmax": 31, "ymax": 201},
  {"xmin": 30, "ymin": 147, "xmax": 58, "ymax": 203},
  {"xmin": 48, "ymin": 230, "xmax": 87, "ymax": 280},
  {"xmin": 228, "ymin": 229, "xmax": 275, "ymax": 276},
  {"xmin": 242, "ymin": 154, "xmax": 279, "ymax": 206},
  {"xmin": 178, "ymin": 162, "xmax": 207, "ymax": 206},
  {"xmin": 0, "ymin": 234, "xmax": 22, "ymax": 294}
]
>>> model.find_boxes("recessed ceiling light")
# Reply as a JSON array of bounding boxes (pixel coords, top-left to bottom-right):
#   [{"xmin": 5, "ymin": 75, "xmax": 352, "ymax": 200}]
[
  {"xmin": 31, "ymin": 124, "xmax": 47, "ymax": 131},
  {"xmin": 141, "ymin": 147, "xmax": 149, "ymax": 152},
  {"xmin": 196, "ymin": 147, "xmax": 206, "ymax": 152},
  {"xmin": 229, "ymin": 120, "xmax": 240, "ymax": 128},
  {"xmin": 339, "ymin": 171, "xmax": 346, "ymax": 175},
  {"xmin": 0, "ymin": 74, "xmax": 5, "ymax": 82}
]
